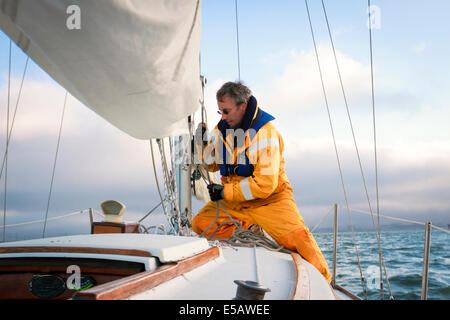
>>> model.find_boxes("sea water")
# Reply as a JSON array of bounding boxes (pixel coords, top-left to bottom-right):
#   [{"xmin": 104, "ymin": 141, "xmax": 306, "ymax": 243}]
[{"xmin": 314, "ymin": 229, "xmax": 449, "ymax": 300}]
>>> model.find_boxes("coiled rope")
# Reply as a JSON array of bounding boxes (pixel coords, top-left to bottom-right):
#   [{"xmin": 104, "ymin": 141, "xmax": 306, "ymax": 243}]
[{"xmin": 225, "ymin": 227, "xmax": 292, "ymax": 253}]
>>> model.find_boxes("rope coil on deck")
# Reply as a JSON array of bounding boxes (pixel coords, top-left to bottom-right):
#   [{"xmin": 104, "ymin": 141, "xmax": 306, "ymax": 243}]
[{"xmin": 225, "ymin": 227, "xmax": 292, "ymax": 254}]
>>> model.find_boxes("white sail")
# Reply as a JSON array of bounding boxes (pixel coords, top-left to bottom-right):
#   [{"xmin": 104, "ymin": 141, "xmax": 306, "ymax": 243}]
[{"xmin": 0, "ymin": 0, "xmax": 202, "ymax": 139}]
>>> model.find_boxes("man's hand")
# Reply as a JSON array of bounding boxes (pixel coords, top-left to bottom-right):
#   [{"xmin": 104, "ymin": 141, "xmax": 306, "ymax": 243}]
[{"xmin": 207, "ymin": 183, "xmax": 224, "ymax": 202}]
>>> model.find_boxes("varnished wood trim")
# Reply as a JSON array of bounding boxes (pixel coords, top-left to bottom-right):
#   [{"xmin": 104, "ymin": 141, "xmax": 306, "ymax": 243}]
[
  {"xmin": 0, "ymin": 246, "xmax": 151, "ymax": 257},
  {"xmin": 0, "ymin": 257, "xmax": 145, "ymax": 276},
  {"xmin": 91, "ymin": 222, "xmax": 140, "ymax": 234},
  {"xmin": 290, "ymin": 253, "xmax": 311, "ymax": 300},
  {"xmin": 73, "ymin": 246, "xmax": 220, "ymax": 300}
]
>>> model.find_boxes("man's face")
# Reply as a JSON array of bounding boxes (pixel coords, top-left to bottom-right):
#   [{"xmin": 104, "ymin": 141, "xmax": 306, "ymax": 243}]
[{"xmin": 217, "ymin": 94, "xmax": 247, "ymax": 129}]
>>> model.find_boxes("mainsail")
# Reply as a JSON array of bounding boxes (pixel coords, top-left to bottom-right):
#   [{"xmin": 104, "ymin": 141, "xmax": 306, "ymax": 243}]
[{"xmin": 0, "ymin": 0, "xmax": 202, "ymax": 139}]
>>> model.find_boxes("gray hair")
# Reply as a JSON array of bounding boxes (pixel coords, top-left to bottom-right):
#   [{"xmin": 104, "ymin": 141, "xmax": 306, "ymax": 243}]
[{"xmin": 216, "ymin": 82, "xmax": 252, "ymax": 105}]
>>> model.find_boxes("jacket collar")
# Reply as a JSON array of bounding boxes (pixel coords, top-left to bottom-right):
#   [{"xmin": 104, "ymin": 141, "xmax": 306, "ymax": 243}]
[{"xmin": 218, "ymin": 95, "xmax": 258, "ymax": 136}]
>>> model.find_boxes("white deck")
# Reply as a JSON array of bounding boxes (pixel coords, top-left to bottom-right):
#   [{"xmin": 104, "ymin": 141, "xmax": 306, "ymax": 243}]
[
  {"xmin": 0, "ymin": 233, "xmax": 210, "ymax": 263},
  {"xmin": 130, "ymin": 245, "xmax": 336, "ymax": 300}
]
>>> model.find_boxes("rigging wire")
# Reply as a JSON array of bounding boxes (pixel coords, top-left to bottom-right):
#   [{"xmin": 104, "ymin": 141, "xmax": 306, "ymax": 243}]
[
  {"xmin": 158, "ymin": 138, "xmax": 171, "ymax": 192},
  {"xmin": 157, "ymin": 139, "xmax": 175, "ymax": 226},
  {"xmin": 2, "ymin": 40, "xmax": 12, "ymax": 242},
  {"xmin": 1, "ymin": 52, "xmax": 29, "ymax": 242},
  {"xmin": 158, "ymin": 138, "xmax": 183, "ymax": 235},
  {"xmin": 303, "ymin": 0, "xmax": 368, "ymax": 299},
  {"xmin": 320, "ymin": 0, "xmax": 392, "ymax": 299},
  {"xmin": 199, "ymin": 76, "xmax": 212, "ymax": 185},
  {"xmin": 311, "ymin": 206, "xmax": 334, "ymax": 233},
  {"xmin": 152, "ymin": 137, "xmax": 189, "ymax": 236},
  {"xmin": 42, "ymin": 91, "xmax": 68, "ymax": 238},
  {"xmin": 5, "ymin": 209, "xmax": 89, "ymax": 229},
  {"xmin": 138, "ymin": 199, "xmax": 163, "ymax": 223},
  {"xmin": 234, "ymin": 0, "xmax": 241, "ymax": 81},
  {"xmin": 0, "ymin": 56, "xmax": 29, "ymax": 182},
  {"xmin": 367, "ymin": 0, "xmax": 392, "ymax": 299},
  {"xmin": 149, "ymin": 139, "xmax": 174, "ymax": 234},
  {"xmin": 151, "ymin": 224, "xmax": 168, "ymax": 235}
]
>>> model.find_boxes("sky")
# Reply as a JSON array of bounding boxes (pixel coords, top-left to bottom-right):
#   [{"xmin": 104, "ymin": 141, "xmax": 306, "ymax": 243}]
[{"xmin": 0, "ymin": 0, "xmax": 449, "ymax": 241}]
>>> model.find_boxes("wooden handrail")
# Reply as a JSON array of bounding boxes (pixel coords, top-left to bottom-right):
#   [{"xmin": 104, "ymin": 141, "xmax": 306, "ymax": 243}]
[
  {"xmin": 0, "ymin": 246, "xmax": 152, "ymax": 257},
  {"xmin": 290, "ymin": 253, "xmax": 311, "ymax": 300}
]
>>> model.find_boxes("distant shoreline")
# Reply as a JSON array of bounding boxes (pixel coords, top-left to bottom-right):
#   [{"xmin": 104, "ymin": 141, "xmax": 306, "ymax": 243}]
[{"xmin": 312, "ymin": 223, "xmax": 449, "ymax": 234}]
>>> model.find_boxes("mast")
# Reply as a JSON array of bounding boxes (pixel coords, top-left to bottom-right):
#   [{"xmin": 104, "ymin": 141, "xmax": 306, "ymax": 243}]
[{"xmin": 175, "ymin": 133, "xmax": 192, "ymax": 230}]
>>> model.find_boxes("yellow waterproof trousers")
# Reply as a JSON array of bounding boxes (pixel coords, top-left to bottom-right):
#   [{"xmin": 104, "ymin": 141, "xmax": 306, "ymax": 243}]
[{"xmin": 192, "ymin": 198, "xmax": 332, "ymax": 283}]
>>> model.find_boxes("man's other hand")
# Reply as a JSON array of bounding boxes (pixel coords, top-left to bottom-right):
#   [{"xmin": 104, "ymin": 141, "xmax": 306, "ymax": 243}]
[{"xmin": 207, "ymin": 183, "xmax": 224, "ymax": 201}]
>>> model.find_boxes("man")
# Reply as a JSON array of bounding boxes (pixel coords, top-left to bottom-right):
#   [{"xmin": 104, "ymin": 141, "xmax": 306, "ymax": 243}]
[{"xmin": 192, "ymin": 82, "xmax": 331, "ymax": 283}]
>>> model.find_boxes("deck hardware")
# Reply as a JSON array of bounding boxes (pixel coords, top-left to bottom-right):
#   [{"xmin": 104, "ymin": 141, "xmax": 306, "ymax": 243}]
[{"xmin": 233, "ymin": 280, "xmax": 271, "ymax": 300}]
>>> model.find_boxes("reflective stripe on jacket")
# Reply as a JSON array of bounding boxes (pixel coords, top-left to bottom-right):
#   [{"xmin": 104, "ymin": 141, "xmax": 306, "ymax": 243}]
[{"xmin": 219, "ymin": 121, "xmax": 293, "ymax": 206}]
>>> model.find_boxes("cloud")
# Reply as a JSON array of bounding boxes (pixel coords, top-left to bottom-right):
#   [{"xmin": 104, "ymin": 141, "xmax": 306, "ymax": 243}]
[
  {"xmin": 258, "ymin": 49, "xmax": 293, "ymax": 65},
  {"xmin": 0, "ymin": 79, "xmax": 66, "ymax": 139},
  {"xmin": 412, "ymin": 42, "xmax": 426, "ymax": 54},
  {"xmin": 262, "ymin": 46, "xmax": 372, "ymax": 113},
  {"xmin": 332, "ymin": 27, "xmax": 352, "ymax": 37}
]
